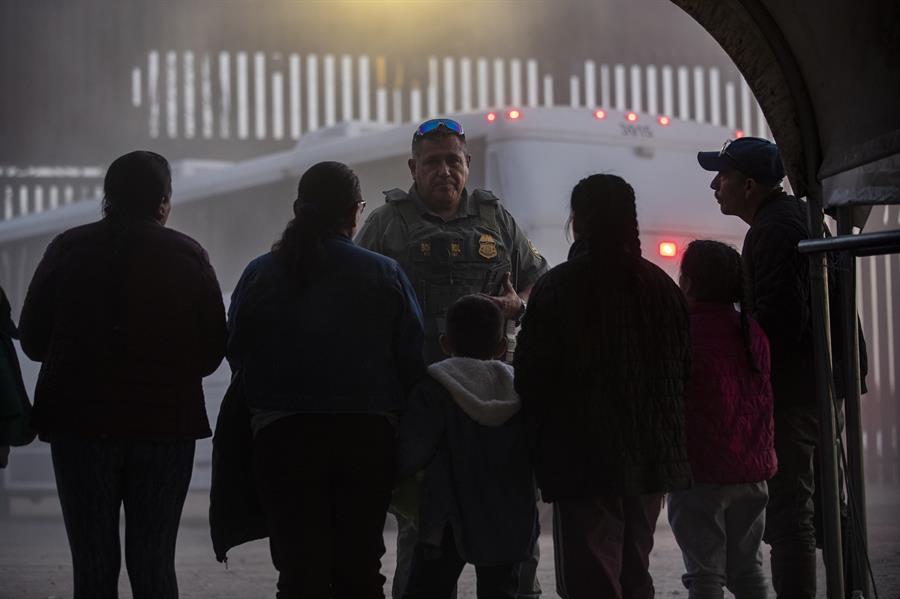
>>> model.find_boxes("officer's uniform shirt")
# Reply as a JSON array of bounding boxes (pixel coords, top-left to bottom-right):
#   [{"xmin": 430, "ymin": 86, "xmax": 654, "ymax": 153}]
[{"xmin": 356, "ymin": 185, "xmax": 548, "ymax": 364}]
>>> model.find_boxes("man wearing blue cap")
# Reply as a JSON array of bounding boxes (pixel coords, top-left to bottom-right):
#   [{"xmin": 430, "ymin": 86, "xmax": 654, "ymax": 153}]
[{"xmin": 698, "ymin": 137, "xmax": 819, "ymax": 599}]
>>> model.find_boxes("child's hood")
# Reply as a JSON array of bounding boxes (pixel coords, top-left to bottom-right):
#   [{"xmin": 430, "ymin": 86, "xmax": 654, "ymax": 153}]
[{"xmin": 426, "ymin": 357, "xmax": 521, "ymax": 427}]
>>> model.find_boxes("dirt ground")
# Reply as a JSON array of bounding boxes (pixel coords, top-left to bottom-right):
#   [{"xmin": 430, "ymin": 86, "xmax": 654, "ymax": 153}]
[{"xmin": 1, "ymin": 486, "xmax": 898, "ymax": 599}]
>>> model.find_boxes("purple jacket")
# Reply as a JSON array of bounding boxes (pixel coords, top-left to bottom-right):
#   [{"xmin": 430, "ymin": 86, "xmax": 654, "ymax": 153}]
[{"xmin": 684, "ymin": 302, "xmax": 776, "ymax": 484}]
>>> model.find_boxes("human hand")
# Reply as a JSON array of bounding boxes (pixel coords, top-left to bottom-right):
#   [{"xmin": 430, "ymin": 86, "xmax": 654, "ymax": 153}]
[{"xmin": 479, "ymin": 272, "xmax": 524, "ymax": 320}]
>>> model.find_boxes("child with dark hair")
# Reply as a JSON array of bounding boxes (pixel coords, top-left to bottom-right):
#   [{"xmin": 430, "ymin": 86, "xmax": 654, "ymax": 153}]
[
  {"xmin": 398, "ymin": 294, "xmax": 536, "ymax": 599},
  {"xmin": 667, "ymin": 240, "xmax": 777, "ymax": 599}
]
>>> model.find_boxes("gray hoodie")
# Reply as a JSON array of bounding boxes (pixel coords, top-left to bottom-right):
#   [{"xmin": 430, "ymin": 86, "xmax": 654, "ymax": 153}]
[{"xmin": 398, "ymin": 357, "xmax": 537, "ymax": 566}]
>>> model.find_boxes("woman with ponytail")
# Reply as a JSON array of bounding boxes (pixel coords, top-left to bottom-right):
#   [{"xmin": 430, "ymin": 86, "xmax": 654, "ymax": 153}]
[
  {"xmin": 667, "ymin": 240, "xmax": 776, "ymax": 599},
  {"xmin": 514, "ymin": 174, "xmax": 692, "ymax": 597},
  {"xmin": 226, "ymin": 161, "xmax": 424, "ymax": 598}
]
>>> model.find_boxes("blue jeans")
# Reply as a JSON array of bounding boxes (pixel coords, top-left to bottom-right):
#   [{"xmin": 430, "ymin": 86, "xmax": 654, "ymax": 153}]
[
  {"xmin": 668, "ymin": 482, "xmax": 769, "ymax": 599},
  {"xmin": 50, "ymin": 436, "xmax": 195, "ymax": 599}
]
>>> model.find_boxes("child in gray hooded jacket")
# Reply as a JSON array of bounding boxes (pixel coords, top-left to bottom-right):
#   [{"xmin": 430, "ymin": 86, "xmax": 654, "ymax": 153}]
[{"xmin": 397, "ymin": 294, "xmax": 537, "ymax": 599}]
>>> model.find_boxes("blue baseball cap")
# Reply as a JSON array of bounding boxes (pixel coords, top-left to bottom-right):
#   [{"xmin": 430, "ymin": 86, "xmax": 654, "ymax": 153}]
[{"xmin": 697, "ymin": 137, "xmax": 785, "ymax": 185}]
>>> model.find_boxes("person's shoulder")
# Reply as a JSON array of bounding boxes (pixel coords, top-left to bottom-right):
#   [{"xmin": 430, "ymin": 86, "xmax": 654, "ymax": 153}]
[
  {"xmin": 412, "ymin": 371, "xmax": 452, "ymax": 404},
  {"xmin": 528, "ymin": 257, "xmax": 582, "ymax": 297},
  {"xmin": 639, "ymin": 257, "xmax": 678, "ymax": 285},
  {"xmin": 343, "ymin": 239, "xmax": 404, "ymax": 273},
  {"xmin": 147, "ymin": 226, "xmax": 218, "ymax": 268},
  {"xmin": 360, "ymin": 199, "xmax": 403, "ymax": 231},
  {"xmin": 242, "ymin": 252, "xmax": 276, "ymax": 275},
  {"xmin": 637, "ymin": 258, "xmax": 687, "ymax": 307},
  {"xmin": 157, "ymin": 225, "xmax": 208, "ymax": 253},
  {"xmin": 472, "ymin": 188, "xmax": 515, "ymax": 220},
  {"xmin": 53, "ymin": 220, "xmax": 104, "ymax": 245},
  {"xmin": 545, "ymin": 254, "xmax": 587, "ymax": 279},
  {"xmin": 471, "ymin": 188, "xmax": 502, "ymax": 204},
  {"xmin": 751, "ymin": 193, "xmax": 808, "ymax": 235},
  {"xmin": 369, "ymin": 200, "xmax": 400, "ymax": 218}
]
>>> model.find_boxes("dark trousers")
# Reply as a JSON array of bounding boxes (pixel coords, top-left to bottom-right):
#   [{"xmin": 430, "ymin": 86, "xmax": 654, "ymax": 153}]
[
  {"xmin": 763, "ymin": 405, "xmax": 818, "ymax": 599},
  {"xmin": 552, "ymin": 494, "xmax": 663, "ymax": 599},
  {"xmin": 763, "ymin": 406, "xmax": 819, "ymax": 599},
  {"xmin": 253, "ymin": 413, "xmax": 396, "ymax": 599},
  {"xmin": 50, "ymin": 436, "xmax": 195, "ymax": 599},
  {"xmin": 393, "ymin": 504, "xmax": 541, "ymax": 599},
  {"xmin": 403, "ymin": 525, "xmax": 519, "ymax": 599}
]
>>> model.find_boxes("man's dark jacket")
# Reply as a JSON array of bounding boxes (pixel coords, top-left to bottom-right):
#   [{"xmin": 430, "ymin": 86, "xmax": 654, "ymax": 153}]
[
  {"xmin": 19, "ymin": 219, "xmax": 227, "ymax": 440},
  {"xmin": 743, "ymin": 191, "xmax": 867, "ymax": 407},
  {"xmin": 514, "ymin": 240, "xmax": 692, "ymax": 501}
]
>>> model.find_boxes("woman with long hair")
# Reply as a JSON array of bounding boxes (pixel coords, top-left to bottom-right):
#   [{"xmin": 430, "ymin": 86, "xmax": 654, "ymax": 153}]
[
  {"xmin": 226, "ymin": 161, "xmax": 424, "ymax": 598},
  {"xmin": 19, "ymin": 150, "xmax": 227, "ymax": 599},
  {"xmin": 514, "ymin": 174, "xmax": 692, "ymax": 598}
]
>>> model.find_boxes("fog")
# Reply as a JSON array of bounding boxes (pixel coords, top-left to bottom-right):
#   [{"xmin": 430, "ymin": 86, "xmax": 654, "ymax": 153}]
[{"xmin": 1, "ymin": 2, "xmax": 898, "ymax": 597}]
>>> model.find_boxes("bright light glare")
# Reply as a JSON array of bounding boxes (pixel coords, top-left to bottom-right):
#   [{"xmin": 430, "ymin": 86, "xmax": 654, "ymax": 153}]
[
  {"xmin": 735, "ymin": 129, "xmax": 745, "ymax": 138},
  {"xmin": 658, "ymin": 241, "xmax": 678, "ymax": 258},
  {"xmin": 626, "ymin": 112, "xmax": 638, "ymax": 122},
  {"xmin": 657, "ymin": 115, "xmax": 671, "ymax": 126},
  {"xmin": 507, "ymin": 109, "xmax": 521, "ymax": 120},
  {"xmin": 486, "ymin": 112, "xmax": 497, "ymax": 122},
  {"xmin": 593, "ymin": 109, "xmax": 607, "ymax": 120}
]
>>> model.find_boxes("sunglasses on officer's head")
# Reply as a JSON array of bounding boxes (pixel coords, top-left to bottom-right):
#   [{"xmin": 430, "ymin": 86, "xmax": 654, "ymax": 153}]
[{"xmin": 414, "ymin": 118, "xmax": 465, "ymax": 138}]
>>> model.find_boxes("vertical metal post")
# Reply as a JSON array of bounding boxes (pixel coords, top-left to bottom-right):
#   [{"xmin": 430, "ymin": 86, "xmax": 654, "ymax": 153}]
[
  {"xmin": 630, "ymin": 64, "xmax": 642, "ymax": 113},
  {"xmin": 526, "ymin": 59, "xmax": 538, "ymax": 108},
  {"xmin": 836, "ymin": 207, "xmax": 870, "ymax": 599},
  {"xmin": 584, "ymin": 60, "xmax": 596, "ymax": 108},
  {"xmin": 461, "ymin": 58, "xmax": 473, "ymax": 112},
  {"xmin": 323, "ymin": 54, "xmax": 336, "ymax": 127},
  {"xmin": 806, "ymin": 191, "xmax": 846, "ymax": 598}
]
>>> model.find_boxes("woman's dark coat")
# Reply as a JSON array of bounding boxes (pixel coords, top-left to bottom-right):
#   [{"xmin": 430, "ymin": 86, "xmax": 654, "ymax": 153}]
[
  {"xmin": 514, "ymin": 241, "xmax": 693, "ymax": 501},
  {"xmin": 19, "ymin": 219, "xmax": 226, "ymax": 440}
]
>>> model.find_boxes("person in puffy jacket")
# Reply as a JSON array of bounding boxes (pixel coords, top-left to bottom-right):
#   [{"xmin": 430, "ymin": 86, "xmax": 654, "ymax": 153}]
[
  {"xmin": 667, "ymin": 240, "xmax": 777, "ymax": 599},
  {"xmin": 397, "ymin": 294, "xmax": 536, "ymax": 599}
]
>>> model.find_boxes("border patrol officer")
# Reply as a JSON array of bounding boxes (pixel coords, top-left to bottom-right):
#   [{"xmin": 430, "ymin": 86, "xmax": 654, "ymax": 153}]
[
  {"xmin": 356, "ymin": 118, "xmax": 548, "ymax": 364},
  {"xmin": 356, "ymin": 118, "xmax": 548, "ymax": 598}
]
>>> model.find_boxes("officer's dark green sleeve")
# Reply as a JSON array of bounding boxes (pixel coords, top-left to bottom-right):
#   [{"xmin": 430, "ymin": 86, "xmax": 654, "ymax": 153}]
[
  {"xmin": 500, "ymin": 208, "xmax": 549, "ymax": 291},
  {"xmin": 355, "ymin": 211, "xmax": 385, "ymax": 253}
]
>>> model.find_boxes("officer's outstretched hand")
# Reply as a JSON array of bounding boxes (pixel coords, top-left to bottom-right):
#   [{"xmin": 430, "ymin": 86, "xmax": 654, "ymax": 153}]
[{"xmin": 479, "ymin": 272, "xmax": 525, "ymax": 320}]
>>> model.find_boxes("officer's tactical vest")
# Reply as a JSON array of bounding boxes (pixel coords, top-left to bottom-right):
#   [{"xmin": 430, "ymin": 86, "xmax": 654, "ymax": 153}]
[{"xmin": 384, "ymin": 188, "xmax": 512, "ymax": 363}]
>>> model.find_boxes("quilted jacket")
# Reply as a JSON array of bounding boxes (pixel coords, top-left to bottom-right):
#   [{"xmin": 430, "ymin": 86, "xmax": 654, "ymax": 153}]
[
  {"xmin": 683, "ymin": 302, "xmax": 776, "ymax": 484},
  {"xmin": 514, "ymin": 240, "xmax": 693, "ymax": 501}
]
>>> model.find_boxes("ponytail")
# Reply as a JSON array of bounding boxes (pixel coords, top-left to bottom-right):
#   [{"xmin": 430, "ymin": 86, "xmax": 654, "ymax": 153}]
[{"xmin": 272, "ymin": 161, "xmax": 361, "ymax": 284}]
